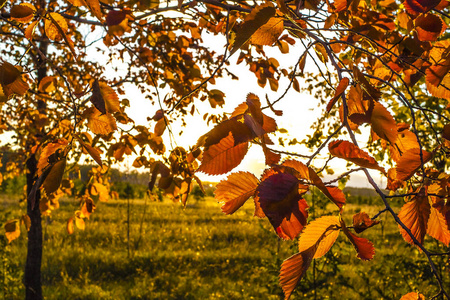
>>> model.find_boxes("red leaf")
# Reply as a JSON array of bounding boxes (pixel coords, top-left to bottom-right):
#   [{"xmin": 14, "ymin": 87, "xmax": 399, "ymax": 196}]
[
  {"xmin": 198, "ymin": 133, "xmax": 249, "ymax": 175},
  {"xmin": 398, "ymin": 189, "xmax": 431, "ymax": 245},
  {"xmin": 215, "ymin": 172, "xmax": 259, "ymax": 214},
  {"xmin": 405, "ymin": 0, "xmax": 441, "ymax": 14},
  {"xmin": 257, "ymin": 172, "xmax": 308, "ymax": 239},
  {"xmin": 329, "ymin": 140, "xmax": 385, "ymax": 172},
  {"xmin": 343, "ymin": 227, "xmax": 375, "ymax": 260}
]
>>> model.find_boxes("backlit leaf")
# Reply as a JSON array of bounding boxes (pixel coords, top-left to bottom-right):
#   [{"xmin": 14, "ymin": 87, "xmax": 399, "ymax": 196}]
[
  {"xmin": 371, "ymin": 102, "xmax": 398, "ymax": 145},
  {"xmin": 90, "ymin": 79, "xmax": 106, "ymax": 114},
  {"xmin": 10, "ymin": 3, "xmax": 35, "ymax": 23},
  {"xmin": 75, "ymin": 216, "xmax": 85, "ymax": 230},
  {"xmin": 427, "ymin": 206, "xmax": 450, "ymax": 246},
  {"xmin": 329, "ymin": 140, "xmax": 385, "ymax": 172},
  {"xmin": 342, "ymin": 224, "xmax": 375, "ymax": 260},
  {"xmin": 326, "ymin": 77, "xmax": 350, "ymax": 113},
  {"xmin": 398, "ymin": 189, "xmax": 430, "ymax": 245},
  {"xmin": 74, "ymin": 134, "xmax": 102, "ymax": 166},
  {"xmin": 42, "ymin": 159, "xmax": 66, "ymax": 195},
  {"xmin": 90, "ymin": 183, "xmax": 109, "ymax": 202},
  {"xmin": 5, "ymin": 219, "xmax": 20, "ymax": 243},
  {"xmin": 257, "ymin": 172, "xmax": 308, "ymax": 239},
  {"xmin": 405, "ymin": 0, "xmax": 441, "ymax": 14},
  {"xmin": 396, "ymin": 148, "xmax": 432, "ymax": 181},
  {"xmin": 45, "ymin": 13, "xmax": 68, "ymax": 41},
  {"xmin": 67, "ymin": 217, "xmax": 74, "ymax": 234},
  {"xmin": 250, "ymin": 17, "xmax": 284, "ymax": 46},
  {"xmin": 84, "ymin": 107, "xmax": 117, "ymax": 135},
  {"xmin": 230, "ymin": 3, "xmax": 276, "ymax": 55},
  {"xmin": 37, "ymin": 139, "xmax": 68, "ymax": 176},
  {"xmin": 38, "ymin": 76, "xmax": 57, "ymax": 94},
  {"xmin": 86, "ymin": 0, "xmax": 103, "ymax": 20},
  {"xmin": 414, "ymin": 13, "xmax": 446, "ymax": 42},
  {"xmin": 297, "ymin": 216, "xmax": 341, "ymax": 258},
  {"xmin": 21, "ymin": 214, "xmax": 31, "ymax": 231},
  {"xmin": 400, "ymin": 292, "xmax": 426, "ymax": 300},
  {"xmin": 353, "ymin": 212, "xmax": 380, "ymax": 233},
  {"xmin": 215, "ymin": 172, "xmax": 259, "ymax": 214},
  {"xmin": 198, "ymin": 133, "xmax": 249, "ymax": 175},
  {"xmin": 279, "ymin": 248, "xmax": 315, "ymax": 300}
]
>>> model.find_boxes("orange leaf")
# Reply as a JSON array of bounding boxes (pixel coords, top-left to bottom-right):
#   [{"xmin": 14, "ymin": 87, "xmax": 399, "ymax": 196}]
[
  {"xmin": 353, "ymin": 212, "xmax": 380, "ymax": 233},
  {"xmin": 297, "ymin": 216, "xmax": 341, "ymax": 258},
  {"xmin": 215, "ymin": 172, "xmax": 259, "ymax": 214},
  {"xmin": 400, "ymin": 292, "xmax": 426, "ymax": 300},
  {"xmin": 250, "ymin": 17, "xmax": 284, "ymax": 46},
  {"xmin": 198, "ymin": 133, "xmax": 249, "ymax": 175},
  {"xmin": 398, "ymin": 189, "xmax": 431, "ymax": 245},
  {"xmin": 279, "ymin": 248, "xmax": 315, "ymax": 300},
  {"xmin": 371, "ymin": 102, "xmax": 398, "ymax": 145},
  {"xmin": 10, "ymin": 3, "xmax": 35, "ymax": 23},
  {"xmin": 230, "ymin": 3, "xmax": 276, "ymax": 55},
  {"xmin": 326, "ymin": 77, "xmax": 350, "ymax": 113},
  {"xmin": 329, "ymin": 140, "xmax": 385, "ymax": 172},
  {"xmin": 426, "ymin": 41, "xmax": 450, "ymax": 101},
  {"xmin": 84, "ymin": 107, "xmax": 117, "ymax": 135},
  {"xmin": 74, "ymin": 134, "xmax": 102, "ymax": 166},
  {"xmin": 414, "ymin": 13, "xmax": 446, "ymax": 42},
  {"xmin": 38, "ymin": 76, "xmax": 57, "ymax": 94},
  {"xmin": 4, "ymin": 219, "xmax": 20, "ymax": 243},
  {"xmin": 390, "ymin": 127, "xmax": 419, "ymax": 163},
  {"xmin": 396, "ymin": 148, "xmax": 432, "ymax": 181},
  {"xmin": 276, "ymin": 200, "xmax": 309, "ymax": 240},
  {"xmin": 427, "ymin": 205, "xmax": 450, "ymax": 246}
]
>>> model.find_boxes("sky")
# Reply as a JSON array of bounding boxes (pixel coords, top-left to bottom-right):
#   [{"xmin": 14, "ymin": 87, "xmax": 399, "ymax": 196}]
[{"xmin": 117, "ymin": 32, "xmax": 387, "ymax": 189}]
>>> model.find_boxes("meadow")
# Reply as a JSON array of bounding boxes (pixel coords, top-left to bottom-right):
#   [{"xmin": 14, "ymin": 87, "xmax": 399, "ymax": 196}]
[{"xmin": 1, "ymin": 191, "xmax": 449, "ymax": 299}]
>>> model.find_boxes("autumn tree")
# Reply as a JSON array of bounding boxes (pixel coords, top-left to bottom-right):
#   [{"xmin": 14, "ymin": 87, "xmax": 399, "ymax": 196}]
[{"xmin": 1, "ymin": 0, "xmax": 450, "ymax": 298}]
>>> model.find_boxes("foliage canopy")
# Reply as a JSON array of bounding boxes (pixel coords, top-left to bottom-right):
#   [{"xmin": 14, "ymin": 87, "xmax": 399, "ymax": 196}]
[{"xmin": 1, "ymin": 0, "xmax": 450, "ymax": 298}]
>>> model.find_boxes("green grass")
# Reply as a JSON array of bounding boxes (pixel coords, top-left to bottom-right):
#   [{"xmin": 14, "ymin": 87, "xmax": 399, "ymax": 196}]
[{"xmin": 1, "ymin": 194, "xmax": 449, "ymax": 299}]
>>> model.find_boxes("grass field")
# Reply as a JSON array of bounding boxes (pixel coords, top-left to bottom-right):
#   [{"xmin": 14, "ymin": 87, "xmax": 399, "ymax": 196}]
[{"xmin": 1, "ymin": 193, "xmax": 449, "ymax": 299}]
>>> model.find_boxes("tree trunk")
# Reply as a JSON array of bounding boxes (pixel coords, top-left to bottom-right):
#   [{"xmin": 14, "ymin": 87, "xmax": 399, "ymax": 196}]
[
  {"xmin": 24, "ymin": 39, "xmax": 48, "ymax": 300},
  {"xmin": 25, "ymin": 156, "xmax": 42, "ymax": 300}
]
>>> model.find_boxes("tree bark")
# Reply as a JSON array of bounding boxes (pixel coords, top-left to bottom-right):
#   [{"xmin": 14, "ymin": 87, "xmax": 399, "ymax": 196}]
[
  {"xmin": 25, "ymin": 156, "xmax": 42, "ymax": 300},
  {"xmin": 24, "ymin": 39, "xmax": 48, "ymax": 300}
]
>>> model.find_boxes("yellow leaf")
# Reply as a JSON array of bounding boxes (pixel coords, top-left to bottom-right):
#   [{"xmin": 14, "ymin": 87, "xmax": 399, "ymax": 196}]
[
  {"xmin": 67, "ymin": 217, "xmax": 74, "ymax": 234},
  {"xmin": 45, "ymin": 12, "xmax": 68, "ymax": 41},
  {"xmin": 75, "ymin": 216, "xmax": 85, "ymax": 230},
  {"xmin": 297, "ymin": 216, "xmax": 341, "ymax": 258},
  {"xmin": 90, "ymin": 183, "xmax": 109, "ymax": 202},
  {"xmin": 84, "ymin": 107, "xmax": 117, "ymax": 135},
  {"xmin": 4, "ymin": 219, "xmax": 20, "ymax": 243},
  {"xmin": 86, "ymin": 0, "xmax": 103, "ymax": 20},
  {"xmin": 99, "ymin": 82, "xmax": 120, "ymax": 113}
]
